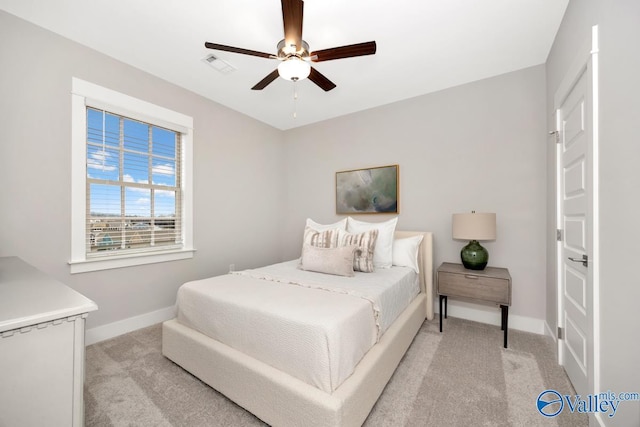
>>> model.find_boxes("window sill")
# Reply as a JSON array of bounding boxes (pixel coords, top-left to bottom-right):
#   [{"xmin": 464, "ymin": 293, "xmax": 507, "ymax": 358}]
[{"xmin": 68, "ymin": 248, "xmax": 195, "ymax": 274}]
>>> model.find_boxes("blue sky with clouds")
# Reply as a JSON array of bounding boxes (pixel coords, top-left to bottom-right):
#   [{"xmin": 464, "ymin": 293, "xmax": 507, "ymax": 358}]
[{"xmin": 86, "ymin": 108, "xmax": 177, "ymax": 218}]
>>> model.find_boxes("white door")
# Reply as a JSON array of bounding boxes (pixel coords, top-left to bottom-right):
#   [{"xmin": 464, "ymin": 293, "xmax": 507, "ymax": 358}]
[{"xmin": 557, "ymin": 68, "xmax": 593, "ymax": 397}]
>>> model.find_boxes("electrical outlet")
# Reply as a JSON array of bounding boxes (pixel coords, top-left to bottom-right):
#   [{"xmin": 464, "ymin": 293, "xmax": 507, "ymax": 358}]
[{"xmin": 229, "ymin": 263, "xmax": 235, "ymax": 273}]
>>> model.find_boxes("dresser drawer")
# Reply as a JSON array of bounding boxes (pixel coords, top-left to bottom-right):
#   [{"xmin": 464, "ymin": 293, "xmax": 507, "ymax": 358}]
[{"xmin": 438, "ymin": 271, "xmax": 510, "ymax": 305}]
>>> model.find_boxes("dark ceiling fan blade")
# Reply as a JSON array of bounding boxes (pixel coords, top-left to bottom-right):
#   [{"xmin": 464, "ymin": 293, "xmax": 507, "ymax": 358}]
[
  {"xmin": 281, "ymin": 0, "xmax": 304, "ymax": 52},
  {"xmin": 251, "ymin": 69, "xmax": 280, "ymax": 90},
  {"xmin": 205, "ymin": 42, "xmax": 272, "ymax": 59},
  {"xmin": 310, "ymin": 41, "xmax": 377, "ymax": 62},
  {"xmin": 308, "ymin": 67, "xmax": 336, "ymax": 92}
]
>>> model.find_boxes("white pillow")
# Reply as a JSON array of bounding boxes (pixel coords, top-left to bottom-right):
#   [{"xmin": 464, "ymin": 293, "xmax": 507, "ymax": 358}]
[
  {"xmin": 305, "ymin": 218, "xmax": 348, "ymax": 231},
  {"xmin": 300, "ymin": 244, "xmax": 358, "ymax": 277},
  {"xmin": 392, "ymin": 235, "xmax": 424, "ymax": 274},
  {"xmin": 347, "ymin": 217, "xmax": 398, "ymax": 268}
]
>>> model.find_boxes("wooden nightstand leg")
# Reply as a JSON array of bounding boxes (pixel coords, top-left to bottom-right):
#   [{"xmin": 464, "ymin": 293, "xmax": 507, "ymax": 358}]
[
  {"xmin": 501, "ymin": 305, "xmax": 508, "ymax": 348},
  {"xmin": 439, "ymin": 295, "xmax": 444, "ymax": 332},
  {"xmin": 444, "ymin": 296, "xmax": 447, "ymax": 319}
]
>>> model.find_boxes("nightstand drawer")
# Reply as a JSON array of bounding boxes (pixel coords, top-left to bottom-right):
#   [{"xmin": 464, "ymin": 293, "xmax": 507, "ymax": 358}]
[{"xmin": 438, "ymin": 272, "xmax": 510, "ymax": 305}]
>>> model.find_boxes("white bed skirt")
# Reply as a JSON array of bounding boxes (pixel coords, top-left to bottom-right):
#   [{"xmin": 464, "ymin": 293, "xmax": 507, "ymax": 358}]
[{"xmin": 162, "ymin": 293, "xmax": 427, "ymax": 427}]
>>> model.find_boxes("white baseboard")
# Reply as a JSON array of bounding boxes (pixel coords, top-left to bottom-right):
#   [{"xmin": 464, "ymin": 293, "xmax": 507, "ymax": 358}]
[
  {"xmin": 86, "ymin": 305, "xmax": 175, "ymax": 345},
  {"xmin": 87, "ymin": 302, "xmax": 545, "ymax": 345},
  {"xmin": 544, "ymin": 320, "xmax": 557, "ymax": 342},
  {"xmin": 434, "ymin": 300, "xmax": 545, "ymax": 335}
]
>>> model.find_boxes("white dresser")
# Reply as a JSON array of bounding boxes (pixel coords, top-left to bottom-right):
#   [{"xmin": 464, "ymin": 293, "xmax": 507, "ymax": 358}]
[{"xmin": 0, "ymin": 257, "xmax": 98, "ymax": 427}]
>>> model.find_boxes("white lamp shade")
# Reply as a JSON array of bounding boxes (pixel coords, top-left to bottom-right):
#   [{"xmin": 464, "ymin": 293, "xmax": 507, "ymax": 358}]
[
  {"xmin": 452, "ymin": 212, "xmax": 496, "ymax": 241},
  {"xmin": 278, "ymin": 58, "xmax": 311, "ymax": 81}
]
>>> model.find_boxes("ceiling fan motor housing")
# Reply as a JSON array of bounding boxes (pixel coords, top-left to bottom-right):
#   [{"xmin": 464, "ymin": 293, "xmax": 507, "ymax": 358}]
[{"xmin": 277, "ymin": 39, "xmax": 310, "ymax": 59}]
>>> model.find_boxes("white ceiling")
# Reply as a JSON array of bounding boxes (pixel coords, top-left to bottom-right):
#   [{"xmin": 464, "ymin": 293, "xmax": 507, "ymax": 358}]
[{"xmin": 1, "ymin": 0, "xmax": 568, "ymax": 130}]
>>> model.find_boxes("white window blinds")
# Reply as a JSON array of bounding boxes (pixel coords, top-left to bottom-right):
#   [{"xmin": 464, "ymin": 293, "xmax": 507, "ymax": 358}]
[{"xmin": 86, "ymin": 107, "xmax": 183, "ymax": 257}]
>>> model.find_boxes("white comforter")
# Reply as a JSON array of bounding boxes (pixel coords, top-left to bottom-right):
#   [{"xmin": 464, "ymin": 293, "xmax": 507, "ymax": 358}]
[{"xmin": 176, "ymin": 260, "xmax": 418, "ymax": 393}]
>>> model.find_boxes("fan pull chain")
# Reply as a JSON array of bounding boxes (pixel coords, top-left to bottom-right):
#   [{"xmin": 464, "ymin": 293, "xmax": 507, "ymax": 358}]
[{"xmin": 293, "ymin": 80, "xmax": 298, "ymax": 119}]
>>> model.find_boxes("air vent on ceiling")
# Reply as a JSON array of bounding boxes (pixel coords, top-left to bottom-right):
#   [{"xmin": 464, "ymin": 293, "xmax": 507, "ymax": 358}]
[{"xmin": 202, "ymin": 54, "xmax": 236, "ymax": 74}]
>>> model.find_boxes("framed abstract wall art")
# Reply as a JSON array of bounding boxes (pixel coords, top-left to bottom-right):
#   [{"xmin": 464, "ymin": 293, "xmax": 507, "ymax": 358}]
[{"xmin": 336, "ymin": 164, "xmax": 399, "ymax": 214}]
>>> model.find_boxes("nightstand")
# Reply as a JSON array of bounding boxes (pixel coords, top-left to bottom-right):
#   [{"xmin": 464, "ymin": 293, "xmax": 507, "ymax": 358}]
[{"xmin": 436, "ymin": 262, "xmax": 512, "ymax": 348}]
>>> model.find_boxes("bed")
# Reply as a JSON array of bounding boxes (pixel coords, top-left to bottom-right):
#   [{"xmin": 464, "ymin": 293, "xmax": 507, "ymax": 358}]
[{"xmin": 162, "ymin": 230, "xmax": 434, "ymax": 427}]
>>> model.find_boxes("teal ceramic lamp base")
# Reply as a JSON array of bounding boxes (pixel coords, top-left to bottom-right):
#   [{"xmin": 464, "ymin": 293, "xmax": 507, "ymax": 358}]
[{"xmin": 460, "ymin": 240, "xmax": 489, "ymax": 270}]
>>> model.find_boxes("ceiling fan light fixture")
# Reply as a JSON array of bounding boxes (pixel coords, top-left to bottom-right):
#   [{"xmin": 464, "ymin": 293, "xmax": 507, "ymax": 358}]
[{"xmin": 277, "ymin": 57, "xmax": 311, "ymax": 82}]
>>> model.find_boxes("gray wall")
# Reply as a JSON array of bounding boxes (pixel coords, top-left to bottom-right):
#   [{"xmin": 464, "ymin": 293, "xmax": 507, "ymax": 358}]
[
  {"xmin": 0, "ymin": 11, "xmax": 285, "ymax": 329},
  {"xmin": 546, "ymin": 1, "xmax": 640, "ymax": 426},
  {"xmin": 282, "ymin": 65, "xmax": 548, "ymax": 323},
  {"xmin": 0, "ymin": 7, "xmax": 550, "ymax": 331}
]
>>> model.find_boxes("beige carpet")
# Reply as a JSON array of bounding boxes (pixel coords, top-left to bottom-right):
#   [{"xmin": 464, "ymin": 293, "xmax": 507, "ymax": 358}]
[{"xmin": 85, "ymin": 317, "xmax": 588, "ymax": 426}]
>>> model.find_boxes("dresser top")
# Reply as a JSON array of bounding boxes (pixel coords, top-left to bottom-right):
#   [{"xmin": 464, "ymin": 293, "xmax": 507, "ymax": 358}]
[{"xmin": 0, "ymin": 257, "xmax": 98, "ymax": 333}]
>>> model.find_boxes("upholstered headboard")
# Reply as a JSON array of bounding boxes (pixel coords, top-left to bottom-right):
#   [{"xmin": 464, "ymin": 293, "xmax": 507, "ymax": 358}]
[{"xmin": 394, "ymin": 230, "xmax": 434, "ymax": 320}]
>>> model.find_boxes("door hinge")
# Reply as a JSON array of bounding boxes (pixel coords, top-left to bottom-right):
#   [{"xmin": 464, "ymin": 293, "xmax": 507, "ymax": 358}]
[
  {"xmin": 557, "ymin": 327, "xmax": 564, "ymax": 340},
  {"xmin": 556, "ymin": 229, "xmax": 563, "ymax": 241}
]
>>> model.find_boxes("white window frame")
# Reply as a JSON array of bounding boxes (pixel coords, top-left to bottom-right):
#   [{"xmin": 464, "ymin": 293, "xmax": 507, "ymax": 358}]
[{"xmin": 70, "ymin": 78, "xmax": 194, "ymax": 273}]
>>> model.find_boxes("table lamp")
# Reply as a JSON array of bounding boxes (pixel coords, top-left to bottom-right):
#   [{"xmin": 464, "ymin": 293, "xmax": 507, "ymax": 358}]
[{"xmin": 452, "ymin": 211, "xmax": 496, "ymax": 270}]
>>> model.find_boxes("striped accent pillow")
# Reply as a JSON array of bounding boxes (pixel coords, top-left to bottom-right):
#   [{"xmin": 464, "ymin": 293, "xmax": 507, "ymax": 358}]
[
  {"xmin": 338, "ymin": 229, "xmax": 378, "ymax": 273},
  {"xmin": 302, "ymin": 226, "xmax": 341, "ymax": 249}
]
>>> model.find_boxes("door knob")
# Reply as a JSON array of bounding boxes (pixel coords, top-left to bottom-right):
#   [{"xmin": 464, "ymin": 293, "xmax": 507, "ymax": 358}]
[{"xmin": 568, "ymin": 254, "xmax": 588, "ymax": 267}]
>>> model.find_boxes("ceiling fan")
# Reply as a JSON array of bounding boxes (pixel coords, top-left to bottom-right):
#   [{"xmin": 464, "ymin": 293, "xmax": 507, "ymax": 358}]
[{"xmin": 204, "ymin": 0, "xmax": 376, "ymax": 92}]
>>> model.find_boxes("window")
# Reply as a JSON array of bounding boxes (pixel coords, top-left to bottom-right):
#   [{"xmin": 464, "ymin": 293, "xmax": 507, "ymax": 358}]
[
  {"xmin": 70, "ymin": 78, "xmax": 194, "ymax": 273},
  {"xmin": 86, "ymin": 107, "xmax": 183, "ymax": 254}
]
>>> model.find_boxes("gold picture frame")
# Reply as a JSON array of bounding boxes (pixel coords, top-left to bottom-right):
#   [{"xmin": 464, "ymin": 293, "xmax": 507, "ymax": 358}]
[{"xmin": 336, "ymin": 165, "xmax": 399, "ymax": 214}]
